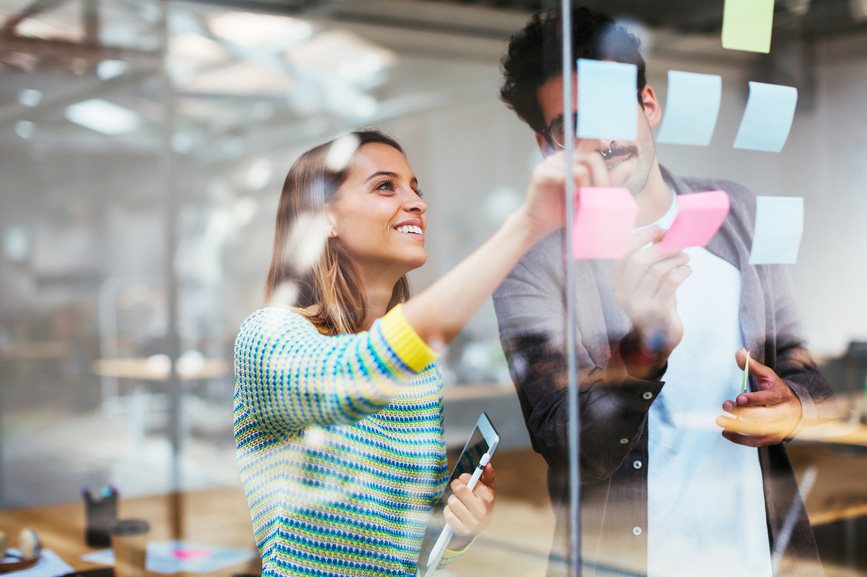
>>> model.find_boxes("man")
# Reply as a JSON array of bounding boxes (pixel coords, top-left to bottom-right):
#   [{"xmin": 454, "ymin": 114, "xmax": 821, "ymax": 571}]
[{"xmin": 493, "ymin": 7, "xmax": 836, "ymax": 577}]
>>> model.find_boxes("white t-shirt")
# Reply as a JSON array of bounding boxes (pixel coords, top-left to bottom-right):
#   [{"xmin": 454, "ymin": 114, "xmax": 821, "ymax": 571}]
[{"xmin": 645, "ymin": 192, "xmax": 773, "ymax": 577}]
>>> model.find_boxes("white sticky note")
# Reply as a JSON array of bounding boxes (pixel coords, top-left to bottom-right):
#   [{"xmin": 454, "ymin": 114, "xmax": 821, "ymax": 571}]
[
  {"xmin": 657, "ymin": 71, "xmax": 722, "ymax": 146},
  {"xmin": 733, "ymin": 82, "xmax": 798, "ymax": 153},
  {"xmin": 749, "ymin": 196, "xmax": 804, "ymax": 265},
  {"xmin": 577, "ymin": 59, "xmax": 638, "ymax": 141}
]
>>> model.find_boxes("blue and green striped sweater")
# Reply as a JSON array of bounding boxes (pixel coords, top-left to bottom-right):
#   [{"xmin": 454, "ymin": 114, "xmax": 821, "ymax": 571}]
[{"xmin": 234, "ymin": 304, "xmax": 469, "ymax": 576}]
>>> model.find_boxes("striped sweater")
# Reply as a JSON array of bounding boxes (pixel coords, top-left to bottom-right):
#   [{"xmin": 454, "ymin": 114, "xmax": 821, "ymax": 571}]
[{"xmin": 234, "ymin": 304, "xmax": 469, "ymax": 576}]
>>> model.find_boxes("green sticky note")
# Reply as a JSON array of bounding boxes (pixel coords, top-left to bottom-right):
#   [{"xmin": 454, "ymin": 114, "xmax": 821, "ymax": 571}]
[
  {"xmin": 741, "ymin": 351, "xmax": 751, "ymax": 394},
  {"xmin": 722, "ymin": 0, "xmax": 774, "ymax": 54}
]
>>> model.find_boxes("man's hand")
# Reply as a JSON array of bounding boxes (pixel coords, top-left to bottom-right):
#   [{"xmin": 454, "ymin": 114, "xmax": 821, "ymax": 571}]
[
  {"xmin": 444, "ymin": 463, "xmax": 496, "ymax": 549},
  {"xmin": 609, "ymin": 226, "xmax": 691, "ymax": 376},
  {"xmin": 716, "ymin": 349, "xmax": 803, "ymax": 447}
]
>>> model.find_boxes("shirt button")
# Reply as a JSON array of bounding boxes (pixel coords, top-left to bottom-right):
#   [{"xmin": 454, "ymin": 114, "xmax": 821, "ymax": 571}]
[
  {"xmin": 633, "ymin": 460, "xmax": 642, "ymax": 470},
  {"xmin": 619, "ymin": 438, "xmax": 629, "ymax": 445},
  {"xmin": 633, "ymin": 526, "xmax": 643, "ymax": 536},
  {"xmin": 642, "ymin": 392, "xmax": 653, "ymax": 400}
]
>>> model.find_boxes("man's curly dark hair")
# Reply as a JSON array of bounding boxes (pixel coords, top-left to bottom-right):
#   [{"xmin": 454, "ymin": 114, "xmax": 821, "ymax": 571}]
[{"xmin": 500, "ymin": 6, "xmax": 647, "ymax": 135}]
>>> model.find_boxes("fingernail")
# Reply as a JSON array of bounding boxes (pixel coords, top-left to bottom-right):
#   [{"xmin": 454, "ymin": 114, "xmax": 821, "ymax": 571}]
[
  {"xmin": 649, "ymin": 225, "xmax": 661, "ymax": 235},
  {"xmin": 737, "ymin": 395, "xmax": 748, "ymax": 405},
  {"xmin": 723, "ymin": 401, "xmax": 733, "ymax": 411},
  {"xmin": 715, "ymin": 416, "xmax": 725, "ymax": 427}
]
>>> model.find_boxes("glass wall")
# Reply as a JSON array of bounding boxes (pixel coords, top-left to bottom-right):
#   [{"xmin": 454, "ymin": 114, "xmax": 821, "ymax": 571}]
[{"xmin": 0, "ymin": 1, "xmax": 865, "ymax": 576}]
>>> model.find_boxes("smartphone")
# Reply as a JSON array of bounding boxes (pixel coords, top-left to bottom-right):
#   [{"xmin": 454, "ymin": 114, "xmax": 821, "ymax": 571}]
[
  {"xmin": 59, "ymin": 568, "xmax": 114, "ymax": 577},
  {"xmin": 416, "ymin": 412, "xmax": 500, "ymax": 576}
]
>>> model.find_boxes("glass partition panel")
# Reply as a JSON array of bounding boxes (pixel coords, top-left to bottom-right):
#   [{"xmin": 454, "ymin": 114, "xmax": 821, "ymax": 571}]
[{"xmin": 0, "ymin": 1, "xmax": 864, "ymax": 577}]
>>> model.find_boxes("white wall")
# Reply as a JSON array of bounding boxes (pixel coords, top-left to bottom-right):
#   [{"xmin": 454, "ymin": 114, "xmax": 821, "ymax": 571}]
[{"xmin": 652, "ymin": 38, "xmax": 867, "ymax": 357}]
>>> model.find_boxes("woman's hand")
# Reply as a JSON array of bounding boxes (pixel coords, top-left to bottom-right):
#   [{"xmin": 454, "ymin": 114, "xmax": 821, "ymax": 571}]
[
  {"xmin": 443, "ymin": 463, "xmax": 496, "ymax": 549},
  {"xmin": 514, "ymin": 139, "xmax": 608, "ymax": 244}
]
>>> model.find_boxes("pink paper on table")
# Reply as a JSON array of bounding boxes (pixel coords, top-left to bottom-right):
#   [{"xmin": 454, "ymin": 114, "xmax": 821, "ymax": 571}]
[
  {"xmin": 572, "ymin": 187, "xmax": 639, "ymax": 259},
  {"xmin": 657, "ymin": 190, "xmax": 730, "ymax": 252},
  {"xmin": 172, "ymin": 548, "xmax": 212, "ymax": 560}
]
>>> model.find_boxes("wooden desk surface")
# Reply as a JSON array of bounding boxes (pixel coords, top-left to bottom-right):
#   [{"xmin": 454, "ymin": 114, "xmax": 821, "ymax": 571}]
[{"xmin": 0, "ymin": 488, "xmax": 260, "ymax": 577}]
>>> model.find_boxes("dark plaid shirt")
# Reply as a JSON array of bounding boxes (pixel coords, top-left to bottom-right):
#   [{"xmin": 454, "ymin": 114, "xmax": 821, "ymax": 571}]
[{"xmin": 493, "ymin": 167, "xmax": 836, "ymax": 577}]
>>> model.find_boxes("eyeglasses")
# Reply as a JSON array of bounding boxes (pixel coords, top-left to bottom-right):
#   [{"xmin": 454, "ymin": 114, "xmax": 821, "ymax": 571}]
[
  {"xmin": 541, "ymin": 91, "xmax": 644, "ymax": 149},
  {"xmin": 541, "ymin": 113, "xmax": 577, "ymax": 150}
]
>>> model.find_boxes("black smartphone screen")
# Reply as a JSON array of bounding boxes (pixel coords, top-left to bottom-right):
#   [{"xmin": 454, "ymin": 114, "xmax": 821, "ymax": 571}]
[{"xmin": 60, "ymin": 567, "xmax": 115, "ymax": 577}]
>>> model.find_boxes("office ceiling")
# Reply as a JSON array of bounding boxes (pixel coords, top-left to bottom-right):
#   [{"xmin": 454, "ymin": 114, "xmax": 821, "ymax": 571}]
[
  {"xmin": 0, "ymin": 0, "xmax": 864, "ymax": 160},
  {"xmin": 183, "ymin": 0, "xmax": 867, "ymax": 38}
]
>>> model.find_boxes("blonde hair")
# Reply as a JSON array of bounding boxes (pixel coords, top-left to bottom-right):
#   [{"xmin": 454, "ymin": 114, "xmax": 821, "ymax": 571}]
[{"xmin": 264, "ymin": 130, "xmax": 411, "ymax": 335}]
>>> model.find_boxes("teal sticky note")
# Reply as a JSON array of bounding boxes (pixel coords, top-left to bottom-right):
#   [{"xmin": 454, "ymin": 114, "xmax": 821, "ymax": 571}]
[
  {"xmin": 657, "ymin": 71, "xmax": 722, "ymax": 146},
  {"xmin": 577, "ymin": 59, "xmax": 638, "ymax": 141},
  {"xmin": 722, "ymin": 0, "xmax": 774, "ymax": 53},
  {"xmin": 733, "ymin": 82, "xmax": 798, "ymax": 153},
  {"xmin": 749, "ymin": 196, "xmax": 804, "ymax": 265}
]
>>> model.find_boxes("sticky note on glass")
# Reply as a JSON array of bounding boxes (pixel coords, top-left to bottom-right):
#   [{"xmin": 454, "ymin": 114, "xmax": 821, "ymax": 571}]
[
  {"xmin": 722, "ymin": 0, "xmax": 774, "ymax": 53},
  {"xmin": 572, "ymin": 187, "xmax": 639, "ymax": 259},
  {"xmin": 733, "ymin": 82, "xmax": 798, "ymax": 153},
  {"xmin": 657, "ymin": 71, "xmax": 722, "ymax": 146},
  {"xmin": 749, "ymin": 196, "xmax": 804, "ymax": 264},
  {"xmin": 658, "ymin": 190, "xmax": 731, "ymax": 252},
  {"xmin": 577, "ymin": 59, "xmax": 638, "ymax": 141}
]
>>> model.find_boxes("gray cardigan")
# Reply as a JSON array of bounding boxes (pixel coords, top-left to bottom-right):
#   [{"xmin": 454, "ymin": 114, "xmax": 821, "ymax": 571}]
[{"xmin": 493, "ymin": 166, "xmax": 836, "ymax": 577}]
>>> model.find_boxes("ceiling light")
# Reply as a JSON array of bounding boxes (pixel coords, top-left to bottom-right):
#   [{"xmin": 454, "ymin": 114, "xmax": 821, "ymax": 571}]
[
  {"xmin": 245, "ymin": 159, "xmax": 273, "ymax": 190},
  {"xmin": 170, "ymin": 33, "xmax": 228, "ymax": 65},
  {"xmin": 17, "ymin": 89, "xmax": 42, "ymax": 107},
  {"xmin": 97, "ymin": 60, "xmax": 128, "ymax": 81},
  {"xmin": 286, "ymin": 30, "xmax": 396, "ymax": 88},
  {"xmin": 171, "ymin": 131, "xmax": 195, "ymax": 154},
  {"xmin": 14, "ymin": 121, "xmax": 35, "ymax": 139},
  {"xmin": 65, "ymin": 99, "xmax": 142, "ymax": 135},
  {"xmin": 233, "ymin": 197, "xmax": 258, "ymax": 226},
  {"xmin": 180, "ymin": 62, "xmax": 292, "ymax": 95},
  {"xmin": 208, "ymin": 12, "xmax": 312, "ymax": 48}
]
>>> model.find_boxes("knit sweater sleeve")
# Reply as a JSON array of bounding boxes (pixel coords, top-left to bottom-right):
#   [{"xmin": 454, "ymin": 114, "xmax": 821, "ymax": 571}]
[{"xmin": 234, "ymin": 303, "xmax": 436, "ymax": 436}]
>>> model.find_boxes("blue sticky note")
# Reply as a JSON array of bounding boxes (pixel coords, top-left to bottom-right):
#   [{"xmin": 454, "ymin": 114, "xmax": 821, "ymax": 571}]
[
  {"xmin": 577, "ymin": 59, "xmax": 637, "ymax": 141},
  {"xmin": 657, "ymin": 71, "xmax": 722, "ymax": 146},
  {"xmin": 733, "ymin": 82, "xmax": 798, "ymax": 153},
  {"xmin": 749, "ymin": 196, "xmax": 804, "ymax": 265}
]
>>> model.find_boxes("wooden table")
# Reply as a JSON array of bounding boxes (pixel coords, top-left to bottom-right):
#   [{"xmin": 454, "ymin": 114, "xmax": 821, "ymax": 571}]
[{"xmin": 0, "ymin": 488, "xmax": 260, "ymax": 577}]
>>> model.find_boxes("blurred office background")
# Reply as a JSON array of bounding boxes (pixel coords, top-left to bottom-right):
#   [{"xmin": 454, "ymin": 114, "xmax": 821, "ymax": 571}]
[{"xmin": 0, "ymin": 1, "xmax": 865, "ymax": 576}]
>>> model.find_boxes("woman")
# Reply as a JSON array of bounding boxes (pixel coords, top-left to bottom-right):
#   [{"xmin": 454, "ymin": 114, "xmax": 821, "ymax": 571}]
[{"xmin": 234, "ymin": 130, "xmax": 598, "ymax": 576}]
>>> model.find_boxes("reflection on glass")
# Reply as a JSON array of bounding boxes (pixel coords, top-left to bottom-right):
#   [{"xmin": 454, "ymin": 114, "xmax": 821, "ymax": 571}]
[
  {"xmin": 494, "ymin": 5, "xmax": 853, "ymax": 577},
  {"xmin": 0, "ymin": 1, "xmax": 865, "ymax": 576}
]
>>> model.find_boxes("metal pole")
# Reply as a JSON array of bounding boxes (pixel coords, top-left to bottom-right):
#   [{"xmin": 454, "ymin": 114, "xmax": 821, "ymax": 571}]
[
  {"xmin": 157, "ymin": 0, "xmax": 183, "ymax": 541},
  {"xmin": 560, "ymin": 1, "xmax": 581, "ymax": 575}
]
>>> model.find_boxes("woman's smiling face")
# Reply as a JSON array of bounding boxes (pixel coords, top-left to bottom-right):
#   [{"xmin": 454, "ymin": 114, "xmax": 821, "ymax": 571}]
[{"xmin": 328, "ymin": 142, "xmax": 428, "ymax": 277}]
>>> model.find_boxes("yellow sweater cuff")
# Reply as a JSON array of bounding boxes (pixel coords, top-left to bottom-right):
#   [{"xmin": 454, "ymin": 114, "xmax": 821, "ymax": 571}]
[{"xmin": 380, "ymin": 304, "xmax": 436, "ymax": 372}]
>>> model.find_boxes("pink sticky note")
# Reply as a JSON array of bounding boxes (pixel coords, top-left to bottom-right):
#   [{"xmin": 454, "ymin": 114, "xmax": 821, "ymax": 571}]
[
  {"xmin": 172, "ymin": 548, "xmax": 212, "ymax": 560},
  {"xmin": 657, "ymin": 190, "xmax": 730, "ymax": 252},
  {"xmin": 572, "ymin": 187, "xmax": 639, "ymax": 259}
]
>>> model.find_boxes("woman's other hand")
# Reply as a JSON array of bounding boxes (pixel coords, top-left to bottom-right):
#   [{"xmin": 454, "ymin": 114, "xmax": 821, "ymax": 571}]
[{"xmin": 515, "ymin": 139, "xmax": 608, "ymax": 244}]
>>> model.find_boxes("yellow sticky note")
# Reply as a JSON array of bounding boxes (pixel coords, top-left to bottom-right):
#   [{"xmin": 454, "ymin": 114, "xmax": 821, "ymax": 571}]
[{"xmin": 722, "ymin": 0, "xmax": 774, "ymax": 54}]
